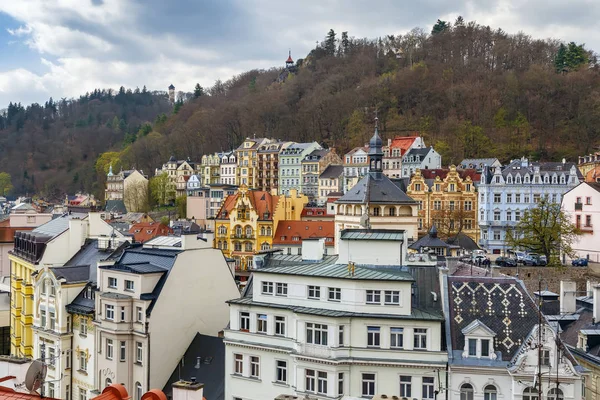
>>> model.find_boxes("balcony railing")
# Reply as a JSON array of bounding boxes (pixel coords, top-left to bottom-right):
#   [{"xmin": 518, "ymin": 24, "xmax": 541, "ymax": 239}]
[
  {"xmin": 575, "ymin": 203, "xmax": 583, "ymax": 211},
  {"xmin": 231, "ymin": 234, "xmax": 255, "ymax": 239},
  {"xmin": 300, "ymin": 343, "xmax": 334, "ymax": 359}
]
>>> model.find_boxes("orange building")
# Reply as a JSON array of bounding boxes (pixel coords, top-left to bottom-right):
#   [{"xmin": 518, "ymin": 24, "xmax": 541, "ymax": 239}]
[
  {"xmin": 272, "ymin": 220, "xmax": 335, "ymax": 255},
  {"xmin": 129, "ymin": 222, "xmax": 173, "ymax": 243}
]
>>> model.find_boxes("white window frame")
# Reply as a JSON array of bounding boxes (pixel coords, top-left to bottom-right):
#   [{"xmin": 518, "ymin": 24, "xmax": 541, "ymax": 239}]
[
  {"xmin": 261, "ymin": 281, "xmax": 274, "ymax": 295},
  {"xmin": 105, "ymin": 304, "xmax": 114, "ymax": 321},
  {"xmin": 276, "ymin": 282, "xmax": 288, "ymax": 296},
  {"xmin": 384, "ymin": 290, "xmax": 400, "ymax": 305},
  {"xmin": 366, "ymin": 290, "xmax": 381, "ymax": 304},
  {"xmin": 390, "ymin": 327, "xmax": 404, "ymax": 348},
  {"xmin": 414, "ymin": 328, "xmax": 428, "ymax": 349},
  {"xmin": 276, "ymin": 360, "xmax": 287, "ymax": 383},
  {"xmin": 308, "ymin": 285, "xmax": 320, "ymax": 299},
  {"xmin": 328, "ymin": 287, "xmax": 341, "ymax": 302},
  {"xmin": 275, "ymin": 316, "xmax": 286, "ymax": 336},
  {"xmin": 106, "ymin": 338, "xmax": 114, "ymax": 360}
]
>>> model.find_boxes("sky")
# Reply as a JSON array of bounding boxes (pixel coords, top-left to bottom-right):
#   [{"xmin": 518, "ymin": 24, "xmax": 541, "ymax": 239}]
[{"xmin": 0, "ymin": 0, "xmax": 599, "ymax": 108}]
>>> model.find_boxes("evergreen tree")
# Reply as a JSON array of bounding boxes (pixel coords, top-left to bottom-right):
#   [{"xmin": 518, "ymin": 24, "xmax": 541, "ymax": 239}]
[
  {"xmin": 325, "ymin": 29, "xmax": 337, "ymax": 56},
  {"xmin": 341, "ymin": 31, "xmax": 350, "ymax": 55},
  {"xmin": 194, "ymin": 83, "xmax": 204, "ymax": 98},
  {"xmin": 431, "ymin": 19, "xmax": 450, "ymax": 35}
]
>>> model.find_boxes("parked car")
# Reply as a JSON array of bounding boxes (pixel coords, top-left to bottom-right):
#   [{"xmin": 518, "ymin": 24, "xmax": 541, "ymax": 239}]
[
  {"xmin": 472, "ymin": 255, "xmax": 488, "ymax": 265},
  {"xmin": 523, "ymin": 254, "xmax": 547, "ymax": 266},
  {"xmin": 510, "ymin": 251, "xmax": 527, "ymax": 263},
  {"xmin": 495, "ymin": 257, "xmax": 517, "ymax": 267},
  {"xmin": 572, "ymin": 258, "xmax": 589, "ymax": 267}
]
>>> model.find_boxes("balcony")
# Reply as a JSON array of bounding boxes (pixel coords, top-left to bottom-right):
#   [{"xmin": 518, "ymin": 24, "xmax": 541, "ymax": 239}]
[
  {"xmin": 299, "ymin": 343, "xmax": 334, "ymax": 359},
  {"xmin": 231, "ymin": 234, "xmax": 255, "ymax": 240},
  {"xmin": 575, "ymin": 203, "xmax": 583, "ymax": 211}
]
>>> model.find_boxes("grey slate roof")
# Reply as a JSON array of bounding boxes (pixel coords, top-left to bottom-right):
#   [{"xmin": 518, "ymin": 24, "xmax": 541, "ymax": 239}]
[
  {"xmin": 404, "ymin": 147, "xmax": 433, "ymax": 159},
  {"xmin": 319, "ymin": 164, "xmax": 344, "ymax": 179},
  {"xmin": 409, "ymin": 227, "xmax": 449, "ymax": 250},
  {"xmin": 459, "ymin": 158, "xmax": 499, "ymax": 170},
  {"xmin": 31, "ymin": 212, "xmax": 87, "ymax": 238},
  {"xmin": 448, "ymin": 276, "xmax": 540, "ymax": 361},
  {"xmin": 228, "ymin": 297, "xmax": 443, "ymax": 320},
  {"xmin": 101, "ymin": 262, "xmax": 167, "ymax": 274},
  {"xmin": 50, "ymin": 265, "xmax": 90, "ymax": 284},
  {"xmin": 63, "ymin": 239, "xmax": 114, "ymax": 284},
  {"xmin": 163, "ymin": 333, "xmax": 226, "ymax": 400},
  {"xmin": 341, "ymin": 229, "xmax": 404, "ymax": 241},
  {"xmin": 66, "ymin": 284, "xmax": 95, "ymax": 315},
  {"xmin": 336, "ymin": 172, "xmax": 416, "ymax": 204},
  {"xmin": 105, "ymin": 199, "xmax": 128, "ymax": 214},
  {"xmin": 446, "ymin": 232, "xmax": 480, "ymax": 251},
  {"xmin": 256, "ymin": 262, "xmax": 414, "ymax": 281}
]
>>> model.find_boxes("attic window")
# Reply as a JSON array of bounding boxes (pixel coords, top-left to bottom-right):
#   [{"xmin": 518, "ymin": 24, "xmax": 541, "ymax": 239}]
[
  {"xmin": 134, "ymin": 230, "xmax": 140, "ymax": 233},
  {"xmin": 305, "ymin": 226, "xmax": 309, "ymax": 230},
  {"xmin": 292, "ymin": 236, "xmax": 300, "ymax": 241},
  {"xmin": 461, "ymin": 320, "xmax": 495, "ymax": 359}
]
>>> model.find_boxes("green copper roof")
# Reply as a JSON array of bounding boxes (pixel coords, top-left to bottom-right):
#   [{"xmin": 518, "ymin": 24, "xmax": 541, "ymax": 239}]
[
  {"xmin": 340, "ymin": 229, "xmax": 405, "ymax": 241},
  {"xmin": 256, "ymin": 262, "xmax": 414, "ymax": 281}
]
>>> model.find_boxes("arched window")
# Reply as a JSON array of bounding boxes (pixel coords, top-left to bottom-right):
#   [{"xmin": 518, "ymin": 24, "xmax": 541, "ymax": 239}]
[
  {"xmin": 484, "ymin": 385, "xmax": 497, "ymax": 400},
  {"xmin": 235, "ymin": 225, "xmax": 242, "ymax": 237},
  {"xmin": 245, "ymin": 226, "xmax": 253, "ymax": 238},
  {"xmin": 373, "ymin": 207, "xmax": 380, "ymax": 216},
  {"xmin": 261, "ymin": 242, "xmax": 270, "ymax": 251},
  {"xmin": 223, "ymin": 241, "xmax": 228, "ymax": 250},
  {"xmin": 234, "ymin": 242, "xmax": 242, "ymax": 251},
  {"xmin": 105, "ymin": 378, "xmax": 112, "ymax": 389},
  {"xmin": 548, "ymin": 389, "xmax": 564, "ymax": 400},
  {"xmin": 516, "ymin": 175, "xmax": 522, "ymax": 184},
  {"xmin": 218, "ymin": 226, "xmax": 227, "ymax": 235},
  {"xmin": 135, "ymin": 382, "xmax": 143, "ymax": 400},
  {"xmin": 266, "ymin": 227, "xmax": 272, "ymax": 236},
  {"xmin": 389, "ymin": 207, "xmax": 396, "ymax": 216},
  {"xmin": 260, "ymin": 226, "xmax": 266, "ymax": 236},
  {"xmin": 507, "ymin": 175, "xmax": 513, "ymax": 184},
  {"xmin": 523, "ymin": 387, "xmax": 539, "ymax": 400},
  {"xmin": 460, "ymin": 384, "xmax": 474, "ymax": 400}
]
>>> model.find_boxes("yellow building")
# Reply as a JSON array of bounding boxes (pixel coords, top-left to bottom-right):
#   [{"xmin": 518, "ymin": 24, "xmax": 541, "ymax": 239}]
[
  {"xmin": 201, "ymin": 153, "xmax": 221, "ymax": 185},
  {"xmin": 235, "ymin": 137, "xmax": 274, "ymax": 188},
  {"xmin": 406, "ymin": 166, "xmax": 479, "ymax": 241},
  {"xmin": 214, "ymin": 185, "xmax": 307, "ymax": 275}
]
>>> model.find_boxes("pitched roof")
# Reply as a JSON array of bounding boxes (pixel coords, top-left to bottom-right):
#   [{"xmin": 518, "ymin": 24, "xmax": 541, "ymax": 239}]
[
  {"xmin": 319, "ymin": 164, "xmax": 344, "ymax": 179},
  {"xmin": 92, "ymin": 384, "xmax": 167, "ymax": 400},
  {"xmin": 448, "ymin": 276, "xmax": 540, "ymax": 361},
  {"xmin": 336, "ymin": 172, "xmax": 416, "ymax": 204},
  {"xmin": 409, "ymin": 228, "xmax": 450, "ymax": 250},
  {"xmin": 388, "ymin": 136, "xmax": 418, "ymax": 154},
  {"xmin": 129, "ymin": 222, "xmax": 173, "ymax": 243},
  {"xmin": 162, "ymin": 333, "xmax": 225, "ymax": 400},
  {"xmin": 586, "ymin": 182, "xmax": 600, "ymax": 194},
  {"xmin": 105, "ymin": 200, "xmax": 128, "ymax": 214},
  {"xmin": 273, "ymin": 221, "xmax": 334, "ymax": 246},
  {"xmin": 340, "ymin": 229, "xmax": 405, "ymax": 241},
  {"xmin": 459, "ymin": 158, "xmax": 500, "ymax": 169},
  {"xmin": 63, "ymin": 239, "xmax": 118, "ymax": 283},
  {"xmin": 404, "ymin": 147, "xmax": 433, "ymax": 159},
  {"xmin": 66, "ymin": 284, "xmax": 95, "ymax": 315},
  {"xmin": 446, "ymin": 232, "xmax": 480, "ymax": 251},
  {"xmin": 0, "ymin": 385, "xmax": 61, "ymax": 400},
  {"xmin": 216, "ymin": 190, "xmax": 276, "ymax": 221},
  {"xmin": 418, "ymin": 168, "xmax": 480, "ymax": 182},
  {"xmin": 30, "ymin": 212, "xmax": 87, "ymax": 238},
  {"xmin": 50, "ymin": 265, "xmax": 90, "ymax": 284},
  {"xmin": 256, "ymin": 261, "xmax": 414, "ymax": 281}
]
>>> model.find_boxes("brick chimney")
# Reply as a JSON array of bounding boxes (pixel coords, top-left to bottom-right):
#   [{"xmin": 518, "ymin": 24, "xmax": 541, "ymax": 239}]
[
  {"xmin": 172, "ymin": 379, "xmax": 204, "ymax": 400},
  {"xmin": 560, "ymin": 280, "xmax": 576, "ymax": 314}
]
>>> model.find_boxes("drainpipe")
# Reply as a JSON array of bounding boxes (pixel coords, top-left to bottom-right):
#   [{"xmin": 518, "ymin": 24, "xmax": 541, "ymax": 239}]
[
  {"xmin": 145, "ymin": 321, "xmax": 150, "ymax": 390},
  {"xmin": 69, "ymin": 327, "xmax": 74, "ymax": 400},
  {"xmin": 445, "ymin": 362, "xmax": 449, "ymax": 400}
]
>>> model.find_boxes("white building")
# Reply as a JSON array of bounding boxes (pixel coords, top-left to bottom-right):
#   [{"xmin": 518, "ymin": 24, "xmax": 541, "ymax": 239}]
[
  {"xmin": 562, "ymin": 182, "xmax": 600, "ymax": 262},
  {"xmin": 224, "ymin": 233, "xmax": 446, "ymax": 400},
  {"xmin": 93, "ymin": 233, "xmax": 239, "ymax": 398},
  {"xmin": 401, "ymin": 147, "xmax": 442, "ymax": 178},
  {"xmin": 220, "ymin": 151, "xmax": 237, "ymax": 186},
  {"xmin": 444, "ymin": 272, "xmax": 585, "ymax": 400},
  {"xmin": 478, "ymin": 158, "xmax": 582, "ymax": 254}
]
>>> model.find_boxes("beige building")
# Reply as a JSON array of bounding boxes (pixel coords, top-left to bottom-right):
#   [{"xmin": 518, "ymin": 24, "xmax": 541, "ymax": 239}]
[
  {"xmin": 302, "ymin": 149, "xmax": 342, "ymax": 200},
  {"xmin": 318, "ymin": 165, "xmax": 344, "ymax": 202},
  {"xmin": 201, "ymin": 153, "xmax": 221, "ymax": 186},
  {"xmin": 235, "ymin": 138, "xmax": 274, "ymax": 188},
  {"xmin": 105, "ymin": 167, "xmax": 149, "ymax": 212}
]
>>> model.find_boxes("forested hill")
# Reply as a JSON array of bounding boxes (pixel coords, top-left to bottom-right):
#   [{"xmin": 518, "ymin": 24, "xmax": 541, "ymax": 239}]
[
  {"xmin": 3, "ymin": 17, "xmax": 600, "ymax": 199},
  {"xmin": 0, "ymin": 88, "xmax": 172, "ymax": 198},
  {"xmin": 120, "ymin": 18, "xmax": 599, "ymax": 185}
]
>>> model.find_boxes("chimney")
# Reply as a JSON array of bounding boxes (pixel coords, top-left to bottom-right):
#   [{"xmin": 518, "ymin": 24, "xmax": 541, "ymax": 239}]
[
  {"xmin": 594, "ymin": 285, "xmax": 600, "ymax": 323},
  {"xmin": 302, "ymin": 238, "xmax": 325, "ymax": 261},
  {"xmin": 172, "ymin": 380, "xmax": 204, "ymax": 400},
  {"xmin": 181, "ymin": 232, "xmax": 211, "ymax": 250},
  {"xmin": 560, "ymin": 280, "xmax": 576, "ymax": 314}
]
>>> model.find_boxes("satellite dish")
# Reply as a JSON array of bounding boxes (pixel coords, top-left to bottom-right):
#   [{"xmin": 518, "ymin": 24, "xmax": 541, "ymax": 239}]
[{"xmin": 24, "ymin": 360, "xmax": 47, "ymax": 393}]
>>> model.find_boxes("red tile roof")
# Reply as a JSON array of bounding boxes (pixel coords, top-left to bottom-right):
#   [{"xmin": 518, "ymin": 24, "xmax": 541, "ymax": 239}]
[
  {"xmin": 216, "ymin": 190, "xmax": 276, "ymax": 221},
  {"xmin": 388, "ymin": 136, "xmax": 418, "ymax": 155},
  {"xmin": 0, "ymin": 380, "xmax": 61, "ymax": 400},
  {"xmin": 273, "ymin": 221, "xmax": 335, "ymax": 246},
  {"xmin": 300, "ymin": 207, "xmax": 330, "ymax": 218},
  {"xmin": 129, "ymin": 222, "xmax": 174, "ymax": 243},
  {"xmin": 420, "ymin": 168, "xmax": 480, "ymax": 181},
  {"xmin": 92, "ymin": 384, "xmax": 169, "ymax": 400}
]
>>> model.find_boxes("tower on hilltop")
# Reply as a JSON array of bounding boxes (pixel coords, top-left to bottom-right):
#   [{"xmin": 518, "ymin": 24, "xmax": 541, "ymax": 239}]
[
  {"xmin": 168, "ymin": 84, "xmax": 175, "ymax": 103},
  {"xmin": 286, "ymin": 50, "xmax": 294, "ymax": 69}
]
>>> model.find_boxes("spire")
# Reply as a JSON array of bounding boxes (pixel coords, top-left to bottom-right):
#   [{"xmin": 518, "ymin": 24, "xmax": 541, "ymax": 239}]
[
  {"xmin": 286, "ymin": 49, "xmax": 294, "ymax": 67},
  {"xmin": 107, "ymin": 164, "xmax": 114, "ymax": 177},
  {"xmin": 429, "ymin": 224, "xmax": 438, "ymax": 238},
  {"xmin": 368, "ymin": 116, "xmax": 383, "ymax": 175}
]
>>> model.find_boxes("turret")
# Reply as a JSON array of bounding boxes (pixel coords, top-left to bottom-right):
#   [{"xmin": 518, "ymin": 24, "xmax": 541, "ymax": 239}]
[
  {"xmin": 368, "ymin": 118, "xmax": 383, "ymax": 177},
  {"xmin": 286, "ymin": 50, "xmax": 294, "ymax": 69},
  {"xmin": 168, "ymin": 84, "xmax": 175, "ymax": 103}
]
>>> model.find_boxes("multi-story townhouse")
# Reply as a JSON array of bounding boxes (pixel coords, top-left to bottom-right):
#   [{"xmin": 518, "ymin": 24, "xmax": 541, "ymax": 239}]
[
  {"xmin": 93, "ymin": 234, "xmax": 239, "ymax": 398},
  {"xmin": 207, "ymin": 184, "xmax": 238, "ymax": 219},
  {"xmin": 444, "ymin": 272, "xmax": 585, "ymax": 400},
  {"xmin": 155, "ymin": 156, "xmax": 198, "ymax": 183},
  {"xmin": 406, "ymin": 166, "xmax": 480, "ymax": 241},
  {"xmin": 257, "ymin": 141, "xmax": 290, "ymax": 193},
  {"xmin": 224, "ymin": 231, "xmax": 446, "ymax": 400},
  {"xmin": 334, "ymin": 126, "xmax": 419, "ymax": 253},
  {"xmin": 278, "ymin": 142, "xmax": 322, "ymax": 195},
  {"xmin": 318, "ymin": 165, "xmax": 344, "ymax": 202},
  {"xmin": 214, "ymin": 185, "xmax": 307, "ymax": 275},
  {"xmin": 186, "ymin": 174, "xmax": 202, "ymax": 195},
  {"xmin": 478, "ymin": 158, "xmax": 582, "ymax": 254},
  {"xmin": 401, "ymin": 147, "xmax": 442, "ymax": 178},
  {"xmin": 201, "ymin": 153, "xmax": 221, "ymax": 186},
  {"xmin": 301, "ymin": 149, "xmax": 342, "ymax": 201},
  {"xmin": 186, "ymin": 184, "xmax": 210, "ymax": 227},
  {"xmin": 382, "ymin": 135, "xmax": 425, "ymax": 178},
  {"xmin": 342, "ymin": 146, "xmax": 369, "ymax": 193},
  {"xmin": 235, "ymin": 138, "xmax": 273, "ymax": 188},
  {"xmin": 105, "ymin": 167, "xmax": 148, "ymax": 213},
  {"xmin": 562, "ymin": 182, "xmax": 600, "ymax": 262},
  {"xmin": 271, "ymin": 221, "xmax": 335, "ymax": 256},
  {"xmin": 219, "ymin": 151, "xmax": 237, "ymax": 186},
  {"xmin": 10, "ymin": 213, "xmax": 125, "ymax": 358},
  {"xmin": 175, "ymin": 175, "xmax": 190, "ymax": 198}
]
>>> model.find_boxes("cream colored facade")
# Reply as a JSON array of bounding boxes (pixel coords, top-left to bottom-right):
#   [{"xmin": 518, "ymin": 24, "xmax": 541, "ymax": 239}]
[
  {"xmin": 105, "ymin": 168, "xmax": 149, "ymax": 213},
  {"xmin": 235, "ymin": 138, "xmax": 272, "ymax": 188},
  {"xmin": 201, "ymin": 153, "xmax": 221, "ymax": 185}
]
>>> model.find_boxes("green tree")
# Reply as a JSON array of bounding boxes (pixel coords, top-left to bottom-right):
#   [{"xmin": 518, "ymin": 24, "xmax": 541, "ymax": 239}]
[
  {"xmin": 554, "ymin": 43, "xmax": 567, "ymax": 72},
  {"xmin": 175, "ymin": 196, "xmax": 187, "ymax": 218},
  {"xmin": 194, "ymin": 83, "xmax": 204, "ymax": 98},
  {"xmin": 457, "ymin": 121, "xmax": 492, "ymax": 159},
  {"xmin": 0, "ymin": 172, "xmax": 14, "ymax": 196},
  {"xmin": 325, "ymin": 29, "xmax": 337, "ymax": 56},
  {"xmin": 565, "ymin": 42, "xmax": 589, "ymax": 70},
  {"xmin": 431, "ymin": 19, "xmax": 450, "ymax": 35},
  {"xmin": 340, "ymin": 31, "xmax": 350, "ymax": 55},
  {"xmin": 95, "ymin": 152, "xmax": 122, "ymax": 175},
  {"xmin": 173, "ymin": 100, "xmax": 183, "ymax": 114},
  {"xmin": 505, "ymin": 199, "xmax": 581, "ymax": 267},
  {"xmin": 346, "ymin": 110, "xmax": 367, "ymax": 148},
  {"xmin": 149, "ymin": 172, "xmax": 175, "ymax": 206}
]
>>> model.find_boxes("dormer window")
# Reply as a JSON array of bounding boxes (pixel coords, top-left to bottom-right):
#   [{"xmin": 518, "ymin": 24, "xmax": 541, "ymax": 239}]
[{"xmin": 462, "ymin": 319, "xmax": 496, "ymax": 359}]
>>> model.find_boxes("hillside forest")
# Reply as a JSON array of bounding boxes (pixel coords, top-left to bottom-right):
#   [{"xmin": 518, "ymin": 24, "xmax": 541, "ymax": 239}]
[{"xmin": 1, "ymin": 17, "xmax": 599, "ymax": 200}]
